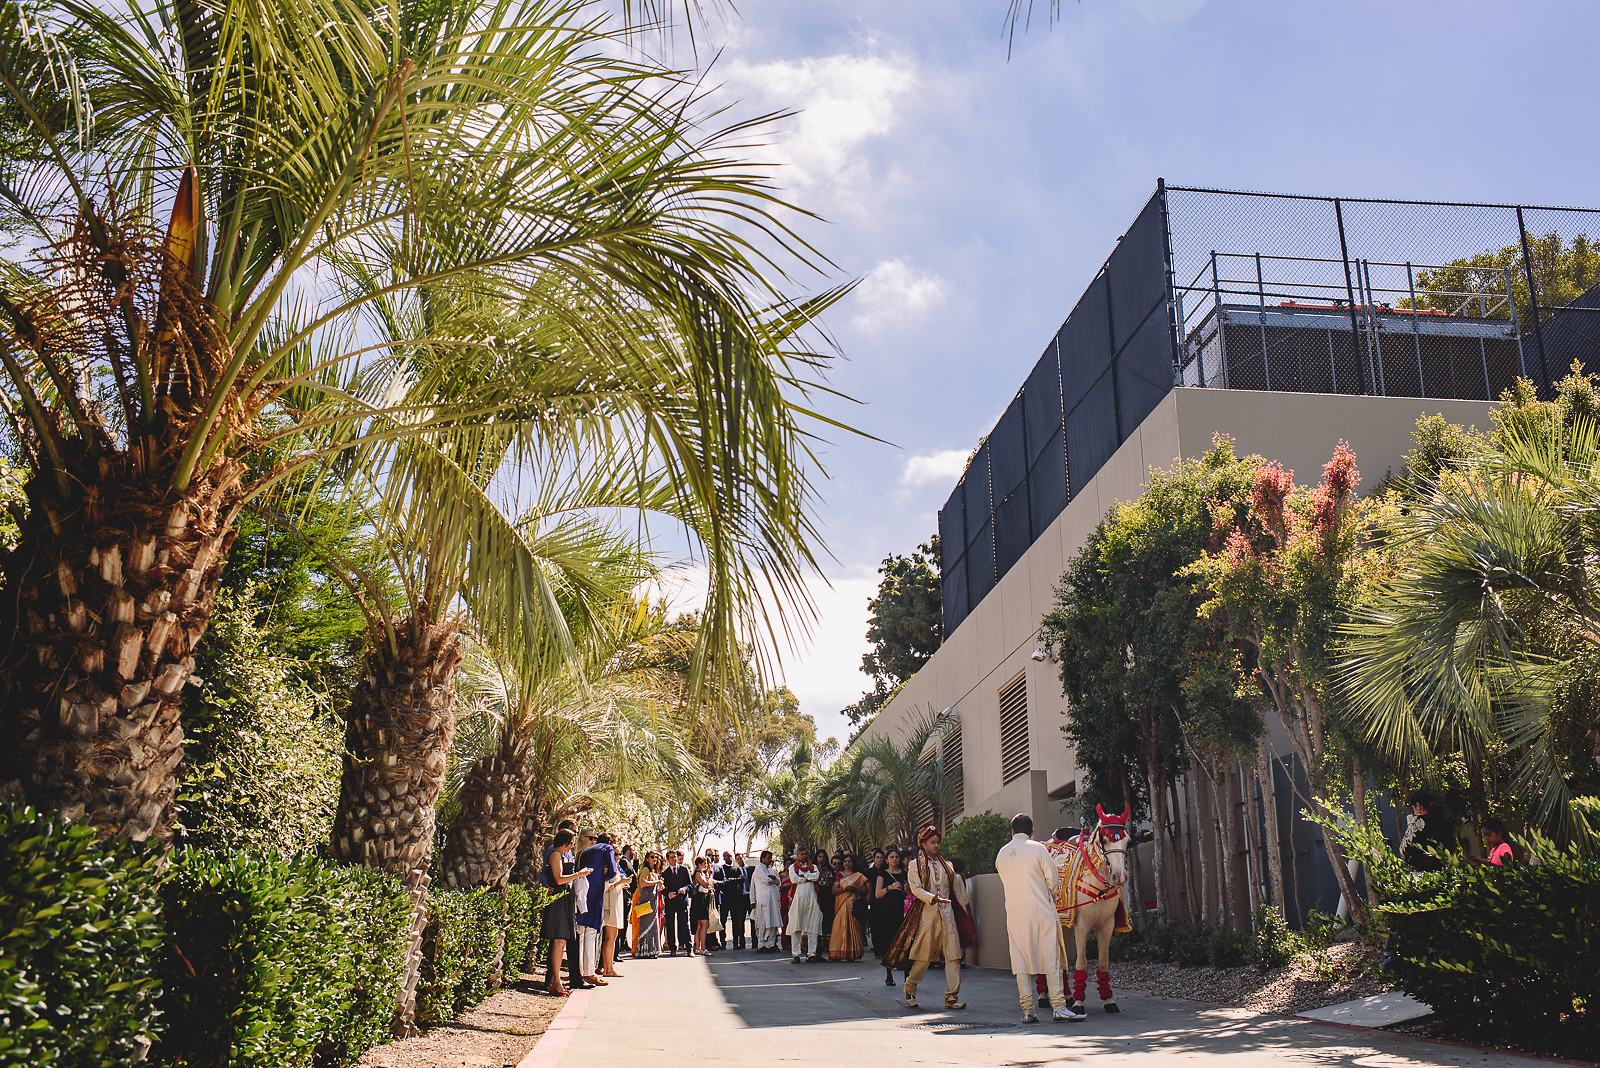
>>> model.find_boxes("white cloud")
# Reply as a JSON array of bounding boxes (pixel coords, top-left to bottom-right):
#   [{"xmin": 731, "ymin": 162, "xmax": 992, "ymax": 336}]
[
  {"xmin": 851, "ymin": 257, "xmax": 949, "ymax": 332},
  {"xmin": 640, "ymin": 562, "xmax": 875, "ymax": 749},
  {"xmin": 719, "ymin": 49, "xmax": 918, "ymax": 214},
  {"xmin": 900, "ymin": 448, "xmax": 969, "ymax": 489}
]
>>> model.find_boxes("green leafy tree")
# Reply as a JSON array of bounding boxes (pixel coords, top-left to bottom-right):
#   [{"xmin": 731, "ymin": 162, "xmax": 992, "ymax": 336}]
[
  {"xmin": 940, "ymin": 811, "xmax": 1011, "ymax": 876},
  {"xmin": 1041, "ymin": 437, "xmax": 1260, "ymax": 923},
  {"xmin": 843, "ymin": 536, "xmax": 941, "ymax": 728},
  {"xmin": 1188, "ymin": 441, "xmax": 1374, "ymax": 921},
  {"xmin": 1411, "ymin": 233, "xmax": 1600, "ymax": 326}
]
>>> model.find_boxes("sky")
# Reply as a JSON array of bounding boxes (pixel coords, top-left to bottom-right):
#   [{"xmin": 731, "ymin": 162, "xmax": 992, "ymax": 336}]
[{"xmin": 665, "ymin": 0, "xmax": 1600, "ymax": 748}]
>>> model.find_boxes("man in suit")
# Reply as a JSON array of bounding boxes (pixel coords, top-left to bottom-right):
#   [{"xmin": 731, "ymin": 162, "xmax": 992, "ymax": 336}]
[
  {"xmin": 721, "ymin": 851, "xmax": 750, "ymax": 949},
  {"xmin": 661, "ymin": 850, "xmax": 693, "ymax": 955}
]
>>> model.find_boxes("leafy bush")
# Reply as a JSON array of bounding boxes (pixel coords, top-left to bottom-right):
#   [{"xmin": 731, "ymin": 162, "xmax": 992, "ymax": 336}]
[
  {"xmin": 1376, "ymin": 839, "xmax": 1599, "ymax": 1054},
  {"xmin": 157, "ymin": 851, "xmax": 409, "ymax": 1068},
  {"xmin": 416, "ymin": 887, "xmax": 505, "ymax": 1026},
  {"xmin": 940, "ymin": 811, "xmax": 1011, "ymax": 876},
  {"xmin": 1120, "ymin": 916, "xmax": 1252, "ymax": 969},
  {"xmin": 1251, "ymin": 905, "xmax": 1294, "ymax": 971},
  {"xmin": 178, "ymin": 589, "xmax": 343, "ymax": 856},
  {"xmin": 0, "ymin": 805, "xmax": 164, "ymax": 1067},
  {"xmin": 503, "ymin": 883, "xmax": 553, "ymax": 976}
]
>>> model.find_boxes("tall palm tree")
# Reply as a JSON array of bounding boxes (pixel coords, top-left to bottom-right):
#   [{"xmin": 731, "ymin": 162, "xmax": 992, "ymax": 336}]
[
  {"xmin": 846, "ymin": 709, "xmax": 957, "ymax": 848},
  {"xmin": 1340, "ymin": 417, "xmax": 1600, "ymax": 846},
  {"xmin": 0, "ymin": 0, "xmax": 842, "ymax": 841}
]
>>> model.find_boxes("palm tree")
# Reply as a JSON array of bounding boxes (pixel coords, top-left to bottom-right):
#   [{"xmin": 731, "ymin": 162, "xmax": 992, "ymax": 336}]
[
  {"xmin": 1339, "ymin": 416, "xmax": 1600, "ymax": 847},
  {"xmin": 0, "ymin": 0, "xmax": 841, "ymax": 841},
  {"xmin": 845, "ymin": 709, "xmax": 957, "ymax": 848}
]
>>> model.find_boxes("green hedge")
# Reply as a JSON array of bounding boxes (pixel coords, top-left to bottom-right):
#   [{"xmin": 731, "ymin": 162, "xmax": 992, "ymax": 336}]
[
  {"xmin": 503, "ymin": 883, "xmax": 550, "ymax": 976},
  {"xmin": 1117, "ymin": 917, "xmax": 1252, "ymax": 969},
  {"xmin": 416, "ymin": 887, "xmax": 501, "ymax": 1026},
  {"xmin": 0, "ymin": 805, "xmax": 164, "ymax": 1068},
  {"xmin": 1378, "ymin": 846, "xmax": 1599, "ymax": 1054},
  {"xmin": 156, "ymin": 851, "xmax": 410, "ymax": 1068}
]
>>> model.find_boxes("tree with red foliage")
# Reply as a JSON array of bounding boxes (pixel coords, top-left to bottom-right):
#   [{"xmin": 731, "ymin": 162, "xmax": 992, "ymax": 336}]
[{"xmin": 1187, "ymin": 441, "xmax": 1371, "ymax": 922}]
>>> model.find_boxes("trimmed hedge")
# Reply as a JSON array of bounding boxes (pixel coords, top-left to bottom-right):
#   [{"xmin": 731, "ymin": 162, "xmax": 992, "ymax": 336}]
[
  {"xmin": 416, "ymin": 887, "xmax": 501, "ymax": 1026},
  {"xmin": 1117, "ymin": 916, "xmax": 1252, "ymax": 969},
  {"xmin": 1379, "ymin": 846, "xmax": 1599, "ymax": 1054},
  {"xmin": 156, "ymin": 851, "xmax": 410, "ymax": 1068},
  {"xmin": 0, "ymin": 805, "xmax": 164, "ymax": 1068},
  {"xmin": 503, "ymin": 883, "xmax": 548, "ymax": 976}
]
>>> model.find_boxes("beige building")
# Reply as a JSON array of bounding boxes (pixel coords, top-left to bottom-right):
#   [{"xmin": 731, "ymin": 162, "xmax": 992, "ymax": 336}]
[{"xmin": 858, "ymin": 385, "xmax": 1494, "ymax": 840}]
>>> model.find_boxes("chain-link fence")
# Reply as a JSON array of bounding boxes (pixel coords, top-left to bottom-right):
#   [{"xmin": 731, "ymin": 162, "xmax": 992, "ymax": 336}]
[{"xmin": 941, "ymin": 183, "xmax": 1600, "ymax": 636}]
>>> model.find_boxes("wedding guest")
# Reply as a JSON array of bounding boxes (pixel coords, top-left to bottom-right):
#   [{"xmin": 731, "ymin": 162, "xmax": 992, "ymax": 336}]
[{"xmin": 828, "ymin": 853, "xmax": 868, "ymax": 961}]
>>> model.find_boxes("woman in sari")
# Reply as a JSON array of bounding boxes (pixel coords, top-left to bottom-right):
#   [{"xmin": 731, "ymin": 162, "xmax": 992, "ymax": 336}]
[
  {"xmin": 631, "ymin": 851, "xmax": 664, "ymax": 959},
  {"xmin": 828, "ymin": 853, "xmax": 869, "ymax": 961}
]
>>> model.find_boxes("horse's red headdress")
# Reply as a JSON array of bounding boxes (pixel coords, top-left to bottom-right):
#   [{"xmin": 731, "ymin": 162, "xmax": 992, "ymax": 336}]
[{"xmin": 1095, "ymin": 803, "xmax": 1131, "ymax": 842}]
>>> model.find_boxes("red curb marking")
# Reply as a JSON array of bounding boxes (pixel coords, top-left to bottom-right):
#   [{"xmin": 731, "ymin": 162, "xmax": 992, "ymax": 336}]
[{"xmin": 516, "ymin": 988, "xmax": 593, "ymax": 1068}]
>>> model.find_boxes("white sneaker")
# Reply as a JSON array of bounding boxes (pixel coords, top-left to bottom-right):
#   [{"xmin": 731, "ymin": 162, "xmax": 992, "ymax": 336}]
[
  {"xmin": 1054, "ymin": 1005, "xmax": 1087, "ymax": 1022},
  {"xmin": 1021, "ymin": 1012, "xmax": 1039, "ymax": 1024}
]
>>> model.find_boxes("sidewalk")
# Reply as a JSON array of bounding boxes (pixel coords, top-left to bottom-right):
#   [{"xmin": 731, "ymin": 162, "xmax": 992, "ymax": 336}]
[{"xmin": 524, "ymin": 948, "xmax": 1552, "ymax": 1067}]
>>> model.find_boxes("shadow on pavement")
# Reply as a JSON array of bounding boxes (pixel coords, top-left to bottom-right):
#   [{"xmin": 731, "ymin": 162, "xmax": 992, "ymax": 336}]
[{"xmin": 699, "ymin": 948, "xmax": 1540, "ymax": 1066}]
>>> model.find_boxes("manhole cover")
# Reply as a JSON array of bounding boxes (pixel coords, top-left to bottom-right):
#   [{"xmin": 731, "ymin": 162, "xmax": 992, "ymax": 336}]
[{"xmin": 904, "ymin": 1020, "xmax": 1021, "ymax": 1035}]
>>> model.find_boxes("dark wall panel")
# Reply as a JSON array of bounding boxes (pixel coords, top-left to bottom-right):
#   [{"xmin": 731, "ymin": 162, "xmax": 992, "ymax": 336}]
[
  {"xmin": 963, "ymin": 444, "xmax": 991, "ymax": 550},
  {"xmin": 942, "ymin": 547, "xmax": 969, "ymax": 636},
  {"xmin": 1027, "ymin": 439, "xmax": 1067, "ymax": 538},
  {"xmin": 967, "ymin": 519, "xmax": 996, "ymax": 604},
  {"xmin": 1066, "ymin": 369, "xmax": 1118, "ymax": 497},
  {"xmin": 1023, "ymin": 345, "xmax": 1064, "ymax": 462},
  {"xmin": 1059, "ymin": 274, "xmax": 1112, "ymax": 411},
  {"xmin": 1108, "ymin": 192, "xmax": 1171, "ymax": 352},
  {"xmin": 938, "ymin": 486, "xmax": 965, "ymax": 573},
  {"xmin": 1115, "ymin": 311, "xmax": 1176, "ymax": 432},
  {"xmin": 990, "ymin": 396, "xmax": 1028, "ymax": 499},
  {"xmin": 995, "ymin": 489, "xmax": 1031, "ymax": 579}
]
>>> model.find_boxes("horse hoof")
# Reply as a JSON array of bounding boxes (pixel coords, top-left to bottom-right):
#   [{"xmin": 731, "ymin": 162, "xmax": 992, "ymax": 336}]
[{"xmin": 1104, "ymin": 1002, "xmax": 1121, "ymax": 1013}]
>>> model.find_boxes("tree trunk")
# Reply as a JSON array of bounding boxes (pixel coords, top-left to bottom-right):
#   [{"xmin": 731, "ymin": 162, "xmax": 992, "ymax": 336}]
[
  {"xmin": 1223, "ymin": 763, "xmax": 1249, "ymax": 929},
  {"xmin": 442, "ymin": 728, "xmax": 533, "ymax": 889},
  {"xmin": 1256, "ymin": 738, "xmax": 1288, "ymax": 918},
  {"xmin": 330, "ymin": 611, "xmax": 464, "ymax": 1037},
  {"xmin": 1143, "ymin": 731, "xmax": 1168, "ymax": 918},
  {"xmin": 1191, "ymin": 773, "xmax": 1214, "ymax": 926},
  {"xmin": 0, "ymin": 454, "xmax": 244, "ymax": 842},
  {"xmin": 1168, "ymin": 777, "xmax": 1195, "ymax": 922}
]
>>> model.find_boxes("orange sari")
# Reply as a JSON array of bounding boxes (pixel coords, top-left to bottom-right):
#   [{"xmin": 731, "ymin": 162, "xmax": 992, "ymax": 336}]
[{"xmin": 828, "ymin": 871, "xmax": 868, "ymax": 961}]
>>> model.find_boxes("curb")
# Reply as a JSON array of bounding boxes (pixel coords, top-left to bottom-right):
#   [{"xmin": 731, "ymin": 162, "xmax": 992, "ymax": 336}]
[{"xmin": 515, "ymin": 987, "xmax": 593, "ymax": 1068}]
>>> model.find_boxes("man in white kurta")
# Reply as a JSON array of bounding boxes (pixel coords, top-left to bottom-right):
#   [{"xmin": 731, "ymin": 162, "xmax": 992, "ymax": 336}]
[
  {"xmin": 750, "ymin": 850, "xmax": 783, "ymax": 950},
  {"xmin": 995, "ymin": 814, "xmax": 1082, "ymax": 1022}
]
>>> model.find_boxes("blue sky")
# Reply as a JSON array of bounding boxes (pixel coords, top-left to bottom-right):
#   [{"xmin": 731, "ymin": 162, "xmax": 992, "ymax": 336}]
[{"xmin": 687, "ymin": 0, "xmax": 1600, "ymax": 745}]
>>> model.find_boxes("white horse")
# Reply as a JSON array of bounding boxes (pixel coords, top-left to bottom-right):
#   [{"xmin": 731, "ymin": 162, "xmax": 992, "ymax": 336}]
[{"xmin": 1058, "ymin": 804, "xmax": 1131, "ymax": 1013}]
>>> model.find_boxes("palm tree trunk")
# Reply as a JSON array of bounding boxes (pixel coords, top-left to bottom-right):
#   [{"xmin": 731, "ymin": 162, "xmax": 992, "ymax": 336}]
[
  {"xmin": 330, "ymin": 611, "xmax": 464, "ymax": 1037},
  {"xmin": 1256, "ymin": 738, "xmax": 1288, "ymax": 917},
  {"xmin": 442, "ymin": 728, "xmax": 533, "ymax": 889},
  {"xmin": 0, "ymin": 455, "xmax": 244, "ymax": 842}
]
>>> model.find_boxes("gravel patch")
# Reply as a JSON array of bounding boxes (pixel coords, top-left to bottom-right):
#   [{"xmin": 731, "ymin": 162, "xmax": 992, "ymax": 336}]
[
  {"xmin": 1112, "ymin": 942, "xmax": 1392, "ymax": 1017},
  {"xmin": 357, "ymin": 975, "xmax": 565, "ymax": 1068}
]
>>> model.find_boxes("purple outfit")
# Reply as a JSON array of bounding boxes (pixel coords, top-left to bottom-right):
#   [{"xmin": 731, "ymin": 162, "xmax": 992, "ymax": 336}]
[{"xmin": 578, "ymin": 843, "xmax": 617, "ymax": 931}]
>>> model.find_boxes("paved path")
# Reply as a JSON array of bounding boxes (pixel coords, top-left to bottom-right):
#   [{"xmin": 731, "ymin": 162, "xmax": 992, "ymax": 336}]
[{"xmin": 530, "ymin": 948, "xmax": 1551, "ymax": 1067}]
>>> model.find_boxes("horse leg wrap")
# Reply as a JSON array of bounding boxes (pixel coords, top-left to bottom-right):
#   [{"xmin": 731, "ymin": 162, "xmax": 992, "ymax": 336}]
[
  {"xmin": 1097, "ymin": 969, "xmax": 1114, "ymax": 1002},
  {"xmin": 1034, "ymin": 974, "xmax": 1047, "ymax": 994},
  {"xmin": 1071, "ymin": 969, "xmax": 1088, "ymax": 1005}
]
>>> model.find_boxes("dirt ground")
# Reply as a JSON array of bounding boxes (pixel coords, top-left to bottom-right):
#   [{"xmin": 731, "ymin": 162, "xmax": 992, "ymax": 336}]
[
  {"xmin": 357, "ymin": 975, "xmax": 565, "ymax": 1068},
  {"xmin": 1113, "ymin": 941, "xmax": 1390, "ymax": 1016}
]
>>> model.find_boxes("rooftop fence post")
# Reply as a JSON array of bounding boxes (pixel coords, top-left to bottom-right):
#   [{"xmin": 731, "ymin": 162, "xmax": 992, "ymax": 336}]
[
  {"xmin": 1333, "ymin": 198, "xmax": 1367, "ymax": 395},
  {"xmin": 1516, "ymin": 206, "xmax": 1552, "ymax": 395}
]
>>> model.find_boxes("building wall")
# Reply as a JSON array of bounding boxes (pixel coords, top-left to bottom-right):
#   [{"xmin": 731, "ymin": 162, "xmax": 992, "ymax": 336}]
[{"xmin": 862, "ymin": 387, "xmax": 1496, "ymax": 837}]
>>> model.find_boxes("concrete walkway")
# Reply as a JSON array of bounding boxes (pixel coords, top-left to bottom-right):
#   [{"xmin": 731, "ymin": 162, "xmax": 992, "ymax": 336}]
[{"xmin": 528, "ymin": 948, "xmax": 1552, "ymax": 1067}]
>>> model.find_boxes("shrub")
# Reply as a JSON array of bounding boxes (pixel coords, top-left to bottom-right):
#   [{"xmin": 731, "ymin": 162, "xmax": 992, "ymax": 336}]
[
  {"xmin": 1251, "ymin": 905, "xmax": 1295, "ymax": 971},
  {"xmin": 503, "ymin": 883, "xmax": 553, "ymax": 976},
  {"xmin": 940, "ymin": 811, "xmax": 1011, "ymax": 876},
  {"xmin": 416, "ymin": 886, "xmax": 504, "ymax": 1026},
  {"xmin": 178, "ymin": 589, "xmax": 342, "ymax": 856},
  {"xmin": 0, "ymin": 805, "xmax": 164, "ymax": 1068},
  {"xmin": 156, "ymin": 851, "xmax": 409, "ymax": 1068},
  {"xmin": 1377, "ymin": 841, "xmax": 1599, "ymax": 1054}
]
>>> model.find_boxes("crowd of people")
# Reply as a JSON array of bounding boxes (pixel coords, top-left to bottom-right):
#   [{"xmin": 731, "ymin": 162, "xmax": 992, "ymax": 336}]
[{"xmin": 534, "ymin": 819, "xmax": 975, "ymax": 1007}]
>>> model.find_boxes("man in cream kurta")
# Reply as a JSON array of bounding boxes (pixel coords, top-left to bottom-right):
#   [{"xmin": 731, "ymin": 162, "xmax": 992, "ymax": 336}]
[{"xmin": 995, "ymin": 814, "xmax": 1083, "ymax": 1022}]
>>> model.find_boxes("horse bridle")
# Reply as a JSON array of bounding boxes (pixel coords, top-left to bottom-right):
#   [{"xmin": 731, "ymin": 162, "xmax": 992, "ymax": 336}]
[{"xmin": 1079, "ymin": 818, "xmax": 1129, "ymax": 891}]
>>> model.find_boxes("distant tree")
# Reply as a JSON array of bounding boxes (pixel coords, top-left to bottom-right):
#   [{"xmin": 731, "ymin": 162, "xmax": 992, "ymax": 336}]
[
  {"xmin": 941, "ymin": 811, "xmax": 1011, "ymax": 876},
  {"xmin": 1411, "ymin": 233, "xmax": 1600, "ymax": 325},
  {"xmin": 843, "ymin": 536, "xmax": 941, "ymax": 728}
]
